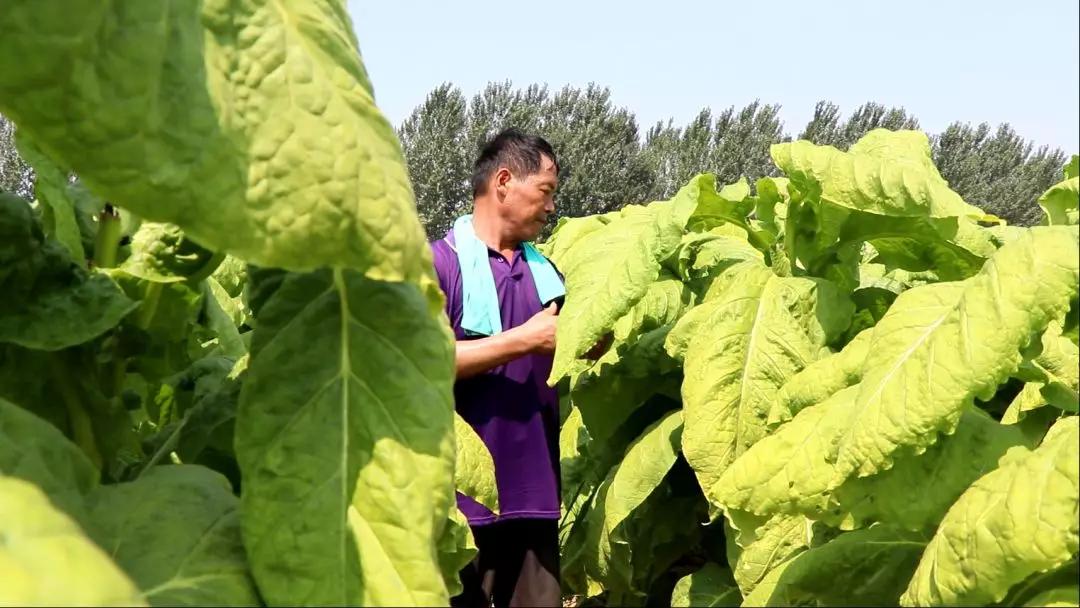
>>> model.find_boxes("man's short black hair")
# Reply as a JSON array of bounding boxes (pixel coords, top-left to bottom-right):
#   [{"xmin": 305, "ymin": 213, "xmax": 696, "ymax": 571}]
[{"xmin": 471, "ymin": 128, "xmax": 559, "ymax": 198}]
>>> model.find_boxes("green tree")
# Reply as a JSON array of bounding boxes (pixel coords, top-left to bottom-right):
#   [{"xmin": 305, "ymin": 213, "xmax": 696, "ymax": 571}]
[
  {"xmin": 710, "ymin": 100, "xmax": 786, "ymax": 186},
  {"xmin": 643, "ymin": 101, "xmax": 785, "ymax": 198},
  {"xmin": 0, "ymin": 113, "xmax": 33, "ymax": 198},
  {"xmin": 466, "ymin": 81, "xmax": 548, "ymax": 156},
  {"xmin": 398, "ymin": 83, "xmax": 471, "ymax": 238},
  {"xmin": 643, "ymin": 109, "xmax": 713, "ymax": 198},
  {"xmin": 640, "ymin": 118, "xmax": 682, "ymax": 199},
  {"xmin": 933, "ymin": 122, "xmax": 1067, "ymax": 226},
  {"xmin": 536, "ymin": 84, "xmax": 656, "ymax": 222},
  {"xmin": 799, "ymin": 101, "xmax": 843, "ymax": 147},
  {"xmin": 799, "ymin": 101, "xmax": 919, "ymax": 149},
  {"xmin": 841, "ymin": 102, "xmax": 920, "ymax": 146}
]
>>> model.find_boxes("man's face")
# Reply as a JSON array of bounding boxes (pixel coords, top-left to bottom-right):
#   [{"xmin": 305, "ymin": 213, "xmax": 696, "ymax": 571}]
[{"xmin": 501, "ymin": 154, "xmax": 558, "ymax": 241}]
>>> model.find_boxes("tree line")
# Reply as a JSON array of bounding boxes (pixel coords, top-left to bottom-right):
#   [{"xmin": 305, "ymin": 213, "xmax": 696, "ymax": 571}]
[
  {"xmin": 2, "ymin": 85, "xmax": 1069, "ymax": 236},
  {"xmin": 398, "ymin": 81, "xmax": 1069, "ymax": 237}
]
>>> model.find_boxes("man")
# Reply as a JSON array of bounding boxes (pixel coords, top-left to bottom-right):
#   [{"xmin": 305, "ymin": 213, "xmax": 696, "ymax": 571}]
[{"xmin": 430, "ymin": 128, "xmax": 563, "ymax": 608}]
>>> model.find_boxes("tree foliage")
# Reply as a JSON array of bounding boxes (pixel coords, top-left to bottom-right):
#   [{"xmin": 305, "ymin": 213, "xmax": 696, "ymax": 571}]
[
  {"xmin": 932, "ymin": 122, "xmax": 1069, "ymax": 226},
  {"xmin": 0, "ymin": 113, "xmax": 33, "ymax": 198},
  {"xmin": 798, "ymin": 100, "xmax": 920, "ymax": 150}
]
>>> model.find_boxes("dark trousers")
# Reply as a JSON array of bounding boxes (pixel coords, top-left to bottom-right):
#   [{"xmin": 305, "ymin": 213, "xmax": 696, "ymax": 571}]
[{"xmin": 450, "ymin": 518, "xmax": 560, "ymax": 608}]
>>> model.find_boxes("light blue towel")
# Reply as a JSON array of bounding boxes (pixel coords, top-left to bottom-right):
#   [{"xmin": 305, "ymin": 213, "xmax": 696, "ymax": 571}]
[{"xmin": 452, "ymin": 215, "xmax": 565, "ymax": 336}]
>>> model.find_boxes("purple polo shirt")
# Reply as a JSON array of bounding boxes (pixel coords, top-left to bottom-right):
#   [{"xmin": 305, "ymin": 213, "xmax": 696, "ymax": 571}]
[{"xmin": 430, "ymin": 232, "xmax": 561, "ymax": 526}]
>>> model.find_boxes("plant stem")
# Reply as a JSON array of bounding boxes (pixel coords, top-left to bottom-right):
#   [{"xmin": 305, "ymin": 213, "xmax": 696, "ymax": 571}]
[
  {"xmin": 52, "ymin": 353, "xmax": 103, "ymax": 470},
  {"xmin": 135, "ymin": 281, "xmax": 164, "ymax": 330},
  {"xmin": 94, "ymin": 203, "xmax": 123, "ymax": 268},
  {"xmin": 103, "ymin": 279, "xmax": 162, "ymax": 399}
]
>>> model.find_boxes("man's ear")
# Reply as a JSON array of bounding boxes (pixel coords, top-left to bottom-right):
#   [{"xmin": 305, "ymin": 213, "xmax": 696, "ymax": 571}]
[{"xmin": 494, "ymin": 167, "xmax": 512, "ymax": 198}]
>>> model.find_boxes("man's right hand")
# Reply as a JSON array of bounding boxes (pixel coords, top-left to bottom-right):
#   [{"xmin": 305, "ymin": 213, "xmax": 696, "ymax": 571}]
[
  {"xmin": 454, "ymin": 301, "xmax": 558, "ymax": 379},
  {"xmin": 520, "ymin": 301, "xmax": 558, "ymax": 355}
]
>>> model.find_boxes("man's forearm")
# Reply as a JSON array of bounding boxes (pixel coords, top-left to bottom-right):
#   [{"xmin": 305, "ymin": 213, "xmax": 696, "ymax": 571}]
[{"xmin": 456, "ymin": 328, "xmax": 533, "ymax": 379}]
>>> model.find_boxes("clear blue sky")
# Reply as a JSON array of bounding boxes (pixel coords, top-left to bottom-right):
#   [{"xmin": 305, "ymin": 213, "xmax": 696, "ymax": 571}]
[{"xmin": 346, "ymin": 0, "xmax": 1079, "ymax": 152}]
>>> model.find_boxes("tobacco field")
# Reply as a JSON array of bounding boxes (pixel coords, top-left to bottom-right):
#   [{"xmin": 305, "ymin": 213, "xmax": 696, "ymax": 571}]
[{"xmin": 546, "ymin": 138, "xmax": 1080, "ymax": 607}]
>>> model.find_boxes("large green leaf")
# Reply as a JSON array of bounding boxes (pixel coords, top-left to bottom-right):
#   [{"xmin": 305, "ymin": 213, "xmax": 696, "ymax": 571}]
[
  {"xmin": 210, "ymin": 256, "xmax": 248, "ymax": 299},
  {"xmin": 611, "ymin": 273, "xmax": 695, "ymax": 342},
  {"xmin": 836, "ymin": 227, "xmax": 1079, "ymax": 479},
  {"xmin": 1001, "ymin": 382, "xmax": 1048, "ymax": 425},
  {"xmin": 668, "ymin": 230, "xmax": 763, "ymax": 295},
  {"xmin": 585, "ymin": 411, "xmax": 684, "ymax": 593},
  {"xmin": 564, "ymin": 273, "xmax": 693, "ymax": 442},
  {"xmin": 719, "ymin": 385, "xmax": 1031, "ymax": 534},
  {"xmin": 558, "ymin": 406, "xmax": 606, "ymax": 595},
  {"xmin": 730, "ymin": 514, "xmax": 813, "ymax": 596},
  {"xmin": 0, "ymin": 193, "xmax": 137, "ymax": 350},
  {"xmin": 1040, "ymin": 176, "xmax": 1080, "ymax": 226},
  {"xmin": 0, "ymin": 1, "xmax": 429, "ymax": 279},
  {"xmin": 840, "ymin": 214, "xmax": 991, "ymax": 281},
  {"xmin": 1013, "ymin": 321, "xmax": 1080, "ymax": 413},
  {"xmin": 235, "ymin": 268, "xmax": 456, "ymax": 606},
  {"xmin": 1022, "ymin": 586, "xmax": 1079, "ymax": 608},
  {"xmin": 663, "ymin": 260, "xmax": 764, "ymax": 361},
  {"xmin": 901, "ymin": 417, "xmax": 1080, "ymax": 607},
  {"xmin": 744, "ymin": 525, "xmax": 928, "ymax": 607},
  {"xmin": 85, "ymin": 465, "xmax": 259, "ymax": 607},
  {"xmin": 832, "ymin": 408, "xmax": 1028, "ymax": 531},
  {"xmin": 548, "ymin": 177, "xmax": 704, "ymax": 382},
  {"xmin": 714, "ymin": 385, "xmax": 860, "ymax": 519},
  {"xmin": 2, "ymin": 378, "xmax": 252, "ymax": 607},
  {"xmin": 680, "ymin": 268, "xmax": 852, "ymax": 515},
  {"xmin": 540, "ymin": 211, "xmax": 621, "ymax": 266},
  {"xmin": 670, "ymin": 562, "xmax": 741, "ymax": 607},
  {"xmin": 435, "ymin": 504, "xmax": 477, "ymax": 598},
  {"xmin": 773, "ymin": 129, "xmax": 988, "ymax": 220},
  {"xmin": 0, "ymin": 476, "xmax": 144, "ymax": 607},
  {"xmin": 685, "ymin": 177, "xmax": 771, "ymax": 250},
  {"xmin": 0, "ymin": 395, "xmax": 98, "ymax": 518},
  {"xmin": 453, "ymin": 413, "xmax": 498, "ymax": 514},
  {"xmin": 569, "ymin": 341, "xmax": 681, "ymax": 443},
  {"xmin": 768, "ymin": 327, "xmax": 871, "ymax": 425},
  {"xmin": 202, "ymin": 278, "xmax": 247, "ymax": 360}
]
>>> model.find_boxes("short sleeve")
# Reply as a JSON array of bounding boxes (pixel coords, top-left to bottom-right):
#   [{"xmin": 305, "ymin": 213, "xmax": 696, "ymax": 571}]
[{"xmin": 429, "ymin": 239, "xmax": 464, "ymax": 337}]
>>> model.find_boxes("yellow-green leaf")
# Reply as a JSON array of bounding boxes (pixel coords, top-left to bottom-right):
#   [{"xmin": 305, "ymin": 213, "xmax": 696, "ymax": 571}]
[
  {"xmin": 837, "ymin": 227, "xmax": 1079, "ymax": 479},
  {"xmin": 453, "ymin": 413, "xmax": 497, "ymax": 514},
  {"xmin": 236, "ymin": 269, "xmax": 456, "ymax": 606},
  {"xmin": 772, "ymin": 129, "xmax": 988, "ymax": 220},
  {"xmin": 0, "ymin": 476, "xmax": 144, "ymax": 607},
  {"xmin": 0, "ymin": 1, "xmax": 429, "ymax": 279},
  {"xmin": 901, "ymin": 417, "xmax": 1080, "ymax": 607}
]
